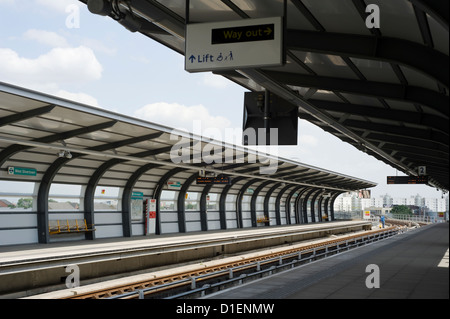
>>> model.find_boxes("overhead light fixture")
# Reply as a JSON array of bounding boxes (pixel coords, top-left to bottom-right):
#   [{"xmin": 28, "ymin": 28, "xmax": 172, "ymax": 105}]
[
  {"xmin": 57, "ymin": 150, "xmax": 72, "ymax": 159},
  {"xmin": 87, "ymin": 0, "xmax": 112, "ymax": 16}
]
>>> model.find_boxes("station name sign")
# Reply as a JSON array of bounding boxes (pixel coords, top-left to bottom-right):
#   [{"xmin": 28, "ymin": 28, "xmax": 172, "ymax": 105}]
[
  {"xmin": 196, "ymin": 176, "xmax": 232, "ymax": 185},
  {"xmin": 185, "ymin": 17, "xmax": 284, "ymax": 72},
  {"xmin": 387, "ymin": 176, "xmax": 429, "ymax": 184},
  {"xmin": 8, "ymin": 166, "xmax": 37, "ymax": 176}
]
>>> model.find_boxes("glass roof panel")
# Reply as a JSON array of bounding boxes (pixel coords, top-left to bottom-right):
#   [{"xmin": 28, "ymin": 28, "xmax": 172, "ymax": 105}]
[
  {"xmin": 400, "ymin": 65, "xmax": 439, "ymax": 92},
  {"xmin": 369, "ymin": 0, "xmax": 423, "ymax": 44},
  {"xmin": 340, "ymin": 93, "xmax": 385, "ymax": 107},
  {"xmin": 187, "ymin": 0, "xmax": 240, "ymax": 23},
  {"xmin": 234, "ymin": 0, "xmax": 284, "ymax": 18},
  {"xmin": 155, "ymin": 0, "xmax": 186, "ymax": 19},
  {"xmin": 427, "ymin": 13, "xmax": 449, "ymax": 56},
  {"xmin": 349, "ymin": 58, "xmax": 400, "ymax": 84},
  {"xmin": 302, "ymin": 0, "xmax": 371, "ymax": 35},
  {"xmin": 292, "ymin": 51, "xmax": 359, "ymax": 79},
  {"xmin": 311, "ymin": 90, "xmax": 342, "ymax": 102}
]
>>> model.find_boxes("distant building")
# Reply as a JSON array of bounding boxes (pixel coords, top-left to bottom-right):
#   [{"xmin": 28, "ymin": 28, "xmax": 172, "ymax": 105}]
[
  {"xmin": 0, "ymin": 199, "xmax": 14, "ymax": 208},
  {"xmin": 334, "ymin": 192, "xmax": 449, "ymax": 216}
]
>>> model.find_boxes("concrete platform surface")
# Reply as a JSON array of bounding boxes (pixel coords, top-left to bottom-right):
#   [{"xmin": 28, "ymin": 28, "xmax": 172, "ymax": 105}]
[
  {"xmin": 0, "ymin": 221, "xmax": 368, "ymax": 265},
  {"xmin": 205, "ymin": 223, "xmax": 449, "ymax": 299}
]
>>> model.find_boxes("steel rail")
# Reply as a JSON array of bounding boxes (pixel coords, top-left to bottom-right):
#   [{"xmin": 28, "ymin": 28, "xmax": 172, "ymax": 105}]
[{"xmin": 63, "ymin": 226, "xmax": 403, "ymax": 299}]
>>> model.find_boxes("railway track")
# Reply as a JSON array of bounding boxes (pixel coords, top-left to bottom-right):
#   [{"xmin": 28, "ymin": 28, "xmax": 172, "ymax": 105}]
[{"xmin": 63, "ymin": 225, "xmax": 404, "ymax": 299}]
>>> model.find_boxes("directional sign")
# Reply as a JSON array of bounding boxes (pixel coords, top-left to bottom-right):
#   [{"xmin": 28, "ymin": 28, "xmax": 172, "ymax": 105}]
[
  {"xmin": 8, "ymin": 166, "xmax": 37, "ymax": 176},
  {"xmin": 387, "ymin": 176, "xmax": 429, "ymax": 184},
  {"xmin": 196, "ymin": 176, "xmax": 232, "ymax": 185},
  {"xmin": 167, "ymin": 181, "xmax": 181, "ymax": 189},
  {"xmin": 185, "ymin": 17, "xmax": 284, "ymax": 72},
  {"xmin": 211, "ymin": 24, "xmax": 275, "ymax": 44},
  {"xmin": 131, "ymin": 191, "xmax": 144, "ymax": 200}
]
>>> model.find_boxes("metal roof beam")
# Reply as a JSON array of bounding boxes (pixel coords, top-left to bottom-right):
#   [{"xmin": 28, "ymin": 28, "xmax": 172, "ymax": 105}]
[
  {"xmin": 0, "ymin": 120, "xmax": 117, "ymax": 167},
  {"xmin": 408, "ymin": 0, "xmax": 449, "ymax": 31},
  {"xmin": 299, "ymin": 111, "xmax": 448, "ymax": 153},
  {"xmin": 286, "ymin": 29, "xmax": 448, "ymax": 88},
  {"xmin": 264, "ymin": 70, "xmax": 448, "ymax": 117},
  {"xmin": 370, "ymin": 136, "xmax": 449, "ymax": 155},
  {"xmin": 220, "ymin": 0, "xmax": 250, "ymax": 19},
  {"xmin": 290, "ymin": 0, "xmax": 325, "ymax": 31},
  {"xmin": 308, "ymin": 99, "xmax": 449, "ymax": 134},
  {"xmin": 0, "ymin": 135, "xmax": 375, "ymax": 192},
  {"xmin": 0, "ymin": 104, "xmax": 55, "ymax": 127},
  {"xmin": 342, "ymin": 119, "xmax": 448, "ymax": 146},
  {"xmin": 90, "ymin": 132, "xmax": 164, "ymax": 152}
]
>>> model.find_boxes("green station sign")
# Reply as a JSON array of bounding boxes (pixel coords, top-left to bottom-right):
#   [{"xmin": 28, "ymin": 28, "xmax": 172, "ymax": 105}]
[{"xmin": 8, "ymin": 166, "xmax": 37, "ymax": 176}]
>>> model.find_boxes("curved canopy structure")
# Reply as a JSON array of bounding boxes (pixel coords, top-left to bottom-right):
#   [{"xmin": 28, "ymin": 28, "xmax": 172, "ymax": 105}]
[
  {"xmin": 79, "ymin": 0, "xmax": 448, "ymax": 192},
  {"xmin": 0, "ymin": 82, "xmax": 375, "ymax": 243}
]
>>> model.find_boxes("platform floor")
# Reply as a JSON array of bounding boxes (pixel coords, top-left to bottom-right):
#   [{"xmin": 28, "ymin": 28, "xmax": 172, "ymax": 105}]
[
  {"xmin": 0, "ymin": 221, "xmax": 367, "ymax": 265},
  {"xmin": 205, "ymin": 223, "xmax": 449, "ymax": 299}
]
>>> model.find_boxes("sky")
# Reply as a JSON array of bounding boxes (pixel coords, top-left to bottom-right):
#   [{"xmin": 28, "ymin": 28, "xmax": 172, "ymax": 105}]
[{"xmin": 0, "ymin": 0, "xmax": 444, "ymax": 199}]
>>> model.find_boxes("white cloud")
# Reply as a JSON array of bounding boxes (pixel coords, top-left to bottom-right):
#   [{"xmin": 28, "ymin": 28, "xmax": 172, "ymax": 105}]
[
  {"xmin": 55, "ymin": 89, "xmax": 100, "ymax": 107},
  {"xmin": 201, "ymin": 73, "xmax": 230, "ymax": 89},
  {"xmin": 81, "ymin": 38, "xmax": 117, "ymax": 56},
  {"xmin": 0, "ymin": 46, "xmax": 102, "ymax": 85},
  {"xmin": 134, "ymin": 102, "xmax": 233, "ymax": 136},
  {"xmin": 0, "ymin": 46, "xmax": 102, "ymax": 108},
  {"xmin": 24, "ymin": 29, "xmax": 69, "ymax": 48},
  {"xmin": 35, "ymin": 0, "xmax": 79, "ymax": 13}
]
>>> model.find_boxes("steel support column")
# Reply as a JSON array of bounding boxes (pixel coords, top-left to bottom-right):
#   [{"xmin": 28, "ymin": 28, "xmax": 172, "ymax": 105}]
[
  {"xmin": 219, "ymin": 176, "xmax": 246, "ymax": 230},
  {"xmin": 36, "ymin": 157, "xmax": 71, "ymax": 243},
  {"xmin": 286, "ymin": 186, "xmax": 304, "ymax": 225},
  {"xmin": 303, "ymin": 189, "xmax": 317, "ymax": 223},
  {"xmin": 122, "ymin": 163, "xmax": 160, "ymax": 237},
  {"xmin": 250, "ymin": 180, "xmax": 273, "ymax": 227},
  {"xmin": 199, "ymin": 184, "xmax": 214, "ymax": 231},
  {"xmin": 153, "ymin": 167, "xmax": 186, "ymax": 235},
  {"xmin": 310, "ymin": 190, "xmax": 321, "ymax": 222},
  {"xmin": 294, "ymin": 187, "xmax": 309, "ymax": 224},
  {"xmin": 237, "ymin": 179, "xmax": 258, "ymax": 228},
  {"xmin": 177, "ymin": 173, "xmax": 199, "ymax": 233},
  {"xmin": 263, "ymin": 183, "xmax": 282, "ymax": 226},
  {"xmin": 329, "ymin": 192, "xmax": 343, "ymax": 221},
  {"xmin": 276, "ymin": 184, "xmax": 294, "ymax": 225}
]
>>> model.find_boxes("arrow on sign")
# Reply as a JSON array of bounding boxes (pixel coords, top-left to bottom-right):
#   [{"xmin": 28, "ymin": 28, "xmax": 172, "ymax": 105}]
[
  {"xmin": 189, "ymin": 55, "xmax": 196, "ymax": 63},
  {"xmin": 211, "ymin": 23, "xmax": 275, "ymax": 44}
]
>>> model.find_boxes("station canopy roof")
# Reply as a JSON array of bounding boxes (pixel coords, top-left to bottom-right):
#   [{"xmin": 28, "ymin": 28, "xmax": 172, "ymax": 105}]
[
  {"xmin": 0, "ymin": 82, "xmax": 375, "ymax": 194},
  {"xmin": 78, "ymin": 0, "xmax": 448, "ymax": 192}
]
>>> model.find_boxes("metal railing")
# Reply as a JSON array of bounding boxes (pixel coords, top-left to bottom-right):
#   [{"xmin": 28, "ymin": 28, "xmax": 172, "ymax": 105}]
[{"xmin": 387, "ymin": 214, "xmax": 432, "ymax": 223}]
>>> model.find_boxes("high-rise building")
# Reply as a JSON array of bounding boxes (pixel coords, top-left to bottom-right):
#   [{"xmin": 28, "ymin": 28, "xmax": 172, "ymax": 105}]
[{"xmin": 335, "ymin": 192, "xmax": 449, "ymax": 215}]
